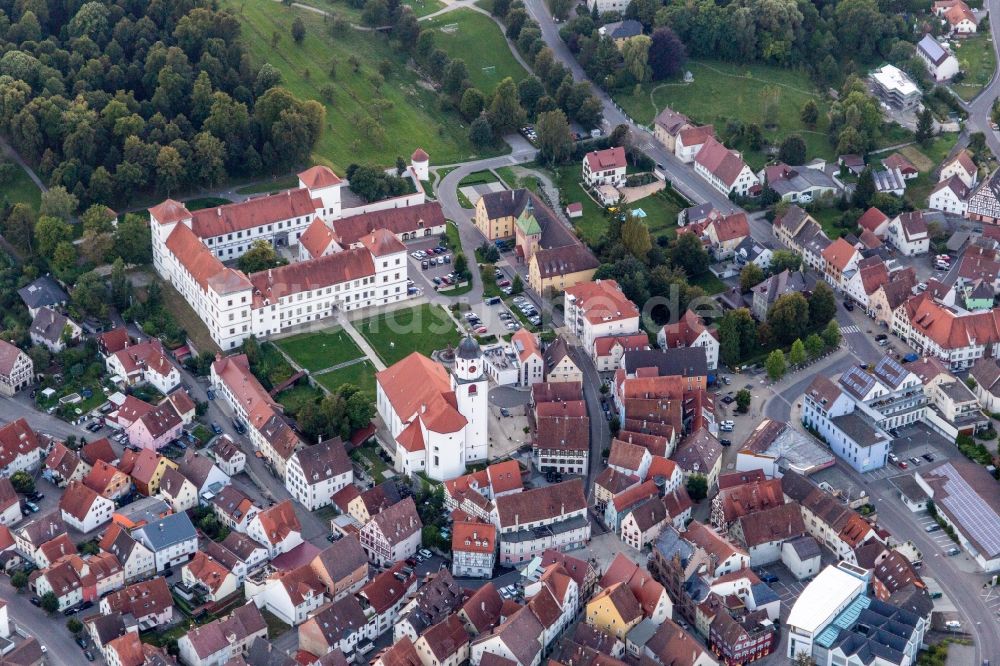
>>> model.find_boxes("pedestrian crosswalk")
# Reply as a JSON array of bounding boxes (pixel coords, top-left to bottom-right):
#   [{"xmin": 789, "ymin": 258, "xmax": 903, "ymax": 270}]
[{"xmin": 841, "ymin": 325, "xmax": 861, "ymax": 335}]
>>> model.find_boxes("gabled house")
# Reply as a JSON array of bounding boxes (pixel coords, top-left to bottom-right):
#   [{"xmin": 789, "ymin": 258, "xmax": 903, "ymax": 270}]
[
  {"xmin": 674, "ymin": 125, "xmax": 714, "ymax": 163},
  {"xmin": 247, "ymin": 499, "xmax": 303, "ymax": 558},
  {"xmin": 310, "ymin": 536, "xmax": 371, "ymax": 601},
  {"xmin": 0, "ymin": 341, "xmax": 32, "ymax": 398},
  {"xmin": 582, "ymin": 147, "xmax": 627, "ymax": 188},
  {"xmin": 359, "ymin": 496, "xmax": 422, "ymax": 566},
  {"xmin": 285, "ymin": 437, "xmax": 353, "ymax": 511},
  {"xmin": 100, "ymin": 578, "xmax": 174, "ymax": 630},
  {"xmin": 105, "ymin": 340, "xmax": 180, "ymax": 394},
  {"xmin": 299, "ymin": 595, "xmax": 372, "ymax": 659},
  {"xmin": 177, "ymin": 603, "xmax": 268, "ymax": 666},
  {"xmin": 0, "ymin": 477, "xmax": 22, "ymax": 527},
  {"xmin": 940, "ymin": 149, "xmax": 978, "ymax": 188},
  {"xmin": 929, "ymin": 176, "xmax": 970, "ymax": 215},
  {"xmin": 183, "ymin": 550, "xmax": 239, "ymax": 603},
  {"xmin": 100, "ymin": 525, "xmax": 155, "ymax": 582},
  {"xmin": 43, "ymin": 442, "xmax": 89, "ymax": 488},
  {"xmin": 693, "ymin": 137, "xmax": 759, "ymax": 196},
  {"xmin": 916, "ymin": 34, "xmax": 960, "ymax": 81},
  {"xmin": 599, "ymin": 553, "xmax": 672, "ymax": 624},
  {"xmin": 359, "ymin": 560, "xmax": 419, "ymax": 638},
  {"xmin": 0, "ymin": 418, "xmax": 44, "ymax": 476},
  {"xmin": 414, "ymin": 614, "xmax": 470, "ymax": 666},
  {"xmin": 653, "ymin": 107, "xmax": 691, "ymax": 151},
  {"xmin": 156, "ymin": 467, "xmax": 199, "ymax": 513},
  {"xmin": 658, "ymin": 310, "xmax": 720, "ymax": 371},
  {"xmin": 118, "ymin": 448, "xmax": 176, "ymax": 498},
  {"xmin": 210, "ymin": 435, "xmax": 246, "ymax": 476},
  {"xmin": 176, "ymin": 448, "xmax": 230, "ymax": 499},
  {"xmin": 59, "ymin": 481, "xmax": 115, "ymax": 533},
  {"xmin": 29, "ymin": 307, "xmax": 81, "ymax": 352},
  {"xmin": 211, "ymin": 485, "xmax": 261, "ymax": 533},
  {"xmin": 887, "ymin": 211, "xmax": 930, "ymax": 256},
  {"xmin": 83, "ymin": 459, "xmax": 133, "ymax": 501},
  {"xmin": 821, "ymin": 237, "xmax": 862, "ymax": 290}
]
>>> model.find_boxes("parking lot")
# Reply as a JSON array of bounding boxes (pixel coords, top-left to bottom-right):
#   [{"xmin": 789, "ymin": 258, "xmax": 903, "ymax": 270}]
[
  {"xmin": 980, "ymin": 585, "xmax": 1000, "ymax": 622},
  {"xmin": 864, "ymin": 423, "xmax": 951, "ymax": 481},
  {"xmin": 405, "ymin": 237, "xmax": 453, "ymax": 295},
  {"xmin": 916, "ymin": 514, "xmax": 964, "ymax": 557}
]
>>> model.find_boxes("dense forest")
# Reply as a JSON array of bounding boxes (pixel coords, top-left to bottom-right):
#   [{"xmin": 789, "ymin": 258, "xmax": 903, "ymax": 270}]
[{"xmin": 0, "ymin": 0, "xmax": 324, "ymax": 211}]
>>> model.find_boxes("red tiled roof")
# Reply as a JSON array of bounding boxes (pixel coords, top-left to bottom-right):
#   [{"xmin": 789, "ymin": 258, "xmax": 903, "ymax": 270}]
[
  {"xmin": 190, "ymin": 189, "xmax": 317, "ymax": 238},
  {"xmin": 694, "ymin": 137, "xmax": 749, "ymax": 188},
  {"xmin": 254, "ymin": 500, "xmax": 301, "ymax": 546},
  {"xmin": 708, "ymin": 213, "xmax": 750, "ymax": 242},
  {"xmin": 359, "ymin": 228, "xmax": 406, "ymax": 257},
  {"xmin": 487, "ymin": 460, "xmax": 523, "ymax": 495},
  {"xmin": 857, "ymin": 207, "xmax": 889, "ymax": 234},
  {"xmin": 59, "ymin": 481, "xmax": 105, "ymax": 522},
  {"xmin": 164, "ymin": 222, "xmax": 251, "ymax": 294},
  {"xmin": 249, "ymin": 247, "xmax": 375, "ymax": 308},
  {"xmin": 585, "ymin": 147, "xmax": 626, "ymax": 172},
  {"xmin": 594, "ymin": 333, "xmax": 650, "ymax": 358},
  {"xmin": 298, "ymin": 165, "xmax": 343, "ymax": 189},
  {"xmin": 678, "ymin": 125, "xmax": 714, "ymax": 147},
  {"xmin": 299, "ymin": 218, "xmax": 339, "ymax": 259},
  {"xmin": 331, "ymin": 202, "xmax": 445, "ymax": 246},
  {"xmin": 452, "ymin": 521, "xmax": 496, "ymax": 554},
  {"xmin": 376, "ymin": 352, "xmax": 466, "ymax": 434},
  {"xmin": 0, "ymin": 418, "xmax": 42, "ymax": 470},
  {"xmin": 148, "ymin": 199, "xmax": 191, "ymax": 225},
  {"xmin": 822, "ymin": 237, "xmax": 859, "ymax": 271},
  {"xmin": 565, "ymin": 280, "xmax": 639, "ymax": 324}
]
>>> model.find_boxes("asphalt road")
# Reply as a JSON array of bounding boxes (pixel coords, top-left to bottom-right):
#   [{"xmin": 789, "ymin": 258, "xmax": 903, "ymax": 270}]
[
  {"xmin": 0, "ymin": 575, "xmax": 88, "ymax": 666},
  {"xmin": 961, "ymin": 0, "xmax": 1000, "ymax": 159},
  {"xmin": 762, "ymin": 303, "xmax": 1000, "ymax": 664},
  {"xmin": 519, "ymin": 0, "xmax": 741, "ymax": 215}
]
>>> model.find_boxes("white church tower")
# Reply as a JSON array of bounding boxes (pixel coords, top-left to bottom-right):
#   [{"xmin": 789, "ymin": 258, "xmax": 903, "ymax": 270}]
[{"xmin": 453, "ymin": 336, "xmax": 489, "ymax": 463}]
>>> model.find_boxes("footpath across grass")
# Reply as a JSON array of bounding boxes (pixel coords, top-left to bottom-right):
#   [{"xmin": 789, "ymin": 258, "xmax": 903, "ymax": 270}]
[
  {"xmin": 276, "ymin": 328, "xmax": 365, "ymax": 371},
  {"xmin": 317, "ymin": 359, "xmax": 378, "ymax": 395},
  {"xmin": 358, "ymin": 303, "xmax": 460, "ymax": 365},
  {"xmin": 3, "ymin": 162, "xmax": 42, "ymax": 210}
]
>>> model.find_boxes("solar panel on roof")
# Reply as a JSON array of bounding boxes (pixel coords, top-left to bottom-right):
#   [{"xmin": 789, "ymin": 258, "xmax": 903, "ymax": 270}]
[{"xmin": 933, "ymin": 463, "xmax": 1000, "ymax": 557}]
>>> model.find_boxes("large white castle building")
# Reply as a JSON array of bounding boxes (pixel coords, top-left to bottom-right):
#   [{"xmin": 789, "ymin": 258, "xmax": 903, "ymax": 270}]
[
  {"xmin": 150, "ymin": 153, "xmax": 443, "ymax": 350},
  {"xmin": 375, "ymin": 338, "xmax": 489, "ymax": 481}
]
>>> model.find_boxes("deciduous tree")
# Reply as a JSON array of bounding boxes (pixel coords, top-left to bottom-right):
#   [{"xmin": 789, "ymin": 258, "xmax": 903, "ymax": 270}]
[
  {"xmin": 648, "ymin": 27, "xmax": 686, "ymax": 81},
  {"xmin": 767, "ymin": 292, "xmax": 809, "ymax": 345},
  {"xmin": 766, "ymin": 349, "xmax": 787, "ymax": 380},
  {"xmin": 535, "ymin": 109, "xmax": 573, "ymax": 166},
  {"xmin": 739, "ymin": 263, "xmax": 764, "ymax": 293}
]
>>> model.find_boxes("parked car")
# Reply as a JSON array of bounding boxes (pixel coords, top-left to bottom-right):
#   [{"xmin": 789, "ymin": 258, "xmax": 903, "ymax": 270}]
[
  {"xmin": 720, "ymin": 439, "xmax": 732, "ymax": 447},
  {"xmin": 757, "ymin": 571, "xmax": 780, "ymax": 584},
  {"xmin": 922, "ymin": 453, "xmax": 935, "ymax": 462},
  {"xmin": 843, "ymin": 300, "xmax": 855, "ymax": 311},
  {"xmin": 211, "ymin": 423, "xmax": 223, "ymax": 435},
  {"xmin": 206, "ymin": 389, "xmax": 215, "ymax": 400},
  {"xmin": 946, "ymin": 547, "xmax": 961, "ymax": 556},
  {"xmin": 25, "ymin": 501, "xmax": 39, "ymax": 513},
  {"xmin": 925, "ymin": 524, "xmax": 941, "ymax": 532},
  {"xmin": 84, "ymin": 651, "xmax": 95, "ymax": 662},
  {"xmin": 29, "ymin": 596, "xmax": 40, "ymax": 607}
]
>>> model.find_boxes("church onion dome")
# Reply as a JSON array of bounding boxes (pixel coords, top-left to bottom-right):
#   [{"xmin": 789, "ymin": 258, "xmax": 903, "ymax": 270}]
[{"xmin": 457, "ymin": 335, "xmax": 481, "ymax": 360}]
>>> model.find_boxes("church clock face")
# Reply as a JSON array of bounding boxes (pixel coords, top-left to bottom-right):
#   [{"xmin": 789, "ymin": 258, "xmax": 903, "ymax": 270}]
[{"xmin": 468, "ymin": 365, "xmax": 477, "ymax": 375}]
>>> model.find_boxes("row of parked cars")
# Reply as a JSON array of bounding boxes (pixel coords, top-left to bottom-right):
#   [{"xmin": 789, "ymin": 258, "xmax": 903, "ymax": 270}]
[{"xmin": 511, "ymin": 295, "xmax": 542, "ymax": 327}]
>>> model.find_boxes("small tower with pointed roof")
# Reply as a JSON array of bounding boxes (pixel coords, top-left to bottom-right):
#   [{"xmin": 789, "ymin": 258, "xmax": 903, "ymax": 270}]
[
  {"xmin": 452, "ymin": 335, "xmax": 488, "ymax": 463},
  {"xmin": 411, "ymin": 148, "xmax": 430, "ymax": 182}
]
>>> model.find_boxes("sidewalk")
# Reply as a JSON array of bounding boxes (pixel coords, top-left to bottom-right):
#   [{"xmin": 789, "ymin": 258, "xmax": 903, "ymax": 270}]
[{"xmin": 336, "ymin": 311, "xmax": 387, "ymax": 372}]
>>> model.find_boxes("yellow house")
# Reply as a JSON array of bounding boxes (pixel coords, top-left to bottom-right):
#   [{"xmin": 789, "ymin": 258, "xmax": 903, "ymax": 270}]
[
  {"xmin": 585, "ymin": 582, "xmax": 644, "ymax": 639},
  {"xmin": 528, "ymin": 246, "xmax": 599, "ymax": 295},
  {"xmin": 544, "ymin": 337, "xmax": 583, "ymax": 384},
  {"xmin": 474, "ymin": 190, "xmax": 528, "ymax": 240}
]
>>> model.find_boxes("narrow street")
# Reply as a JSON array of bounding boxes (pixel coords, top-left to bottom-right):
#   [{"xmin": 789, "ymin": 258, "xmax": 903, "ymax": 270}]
[{"xmin": 961, "ymin": 0, "xmax": 1000, "ymax": 158}]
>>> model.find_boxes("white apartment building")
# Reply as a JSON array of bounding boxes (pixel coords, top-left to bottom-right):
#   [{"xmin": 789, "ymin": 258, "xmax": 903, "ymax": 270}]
[{"xmin": 564, "ymin": 280, "xmax": 640, "ymax": 353}]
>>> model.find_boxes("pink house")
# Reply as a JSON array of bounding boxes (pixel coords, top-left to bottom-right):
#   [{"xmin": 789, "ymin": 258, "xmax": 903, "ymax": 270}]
[{"xmin": 126, "ymin": 401, "xmax": 183, "ymax": 451}]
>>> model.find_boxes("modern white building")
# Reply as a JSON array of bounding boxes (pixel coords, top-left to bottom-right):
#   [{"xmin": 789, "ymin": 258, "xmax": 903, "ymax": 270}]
[
  {"xmin": 870, "ymin": 64, "xmax": 921, "ymax": 110},
  {"xmin": 801, "ymin": 374, "xmax": 892, "ymax": 473},
  {"xmin": 133, "ymin": 512, "xmax": 198, "ymax": 572},
  {"xmin": 376, "ymin": 340, "xmax": 488, "ymax": 482},
  {"xmin": 785, "ymin": 564, "xmax": 867, "ymax": 660}
]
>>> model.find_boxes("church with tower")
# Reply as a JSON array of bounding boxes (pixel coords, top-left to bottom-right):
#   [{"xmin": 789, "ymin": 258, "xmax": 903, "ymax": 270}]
[{"xmin": 375, "ymin": 338, "xmax": 489, "ymax": 481}]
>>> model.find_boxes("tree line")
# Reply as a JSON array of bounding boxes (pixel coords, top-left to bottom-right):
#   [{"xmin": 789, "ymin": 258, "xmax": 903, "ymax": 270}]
[{"xmin": 0, "ymin": 0, "xmax": 325, "ymax": 215}]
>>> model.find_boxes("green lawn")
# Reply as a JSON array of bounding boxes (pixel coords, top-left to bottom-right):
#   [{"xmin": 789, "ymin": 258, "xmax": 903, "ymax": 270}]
[
  {"xmin": 276, "ymin": 328, "xmax": 365, "ymax": 371},
  {"xmin": 184, "ymin": 197, "xmax": 232, "ymax": 211},
  {"xmin": 358, "ymin": 303, "xmax": 461, "ymax": 365},
  {"xmin": 275, "ymin": 383, "xmax": 324, "ymax": 416},
  {"xmin": 223, "ymin": 0, "xmax": 505, "ymax": 171},
  {"xmin": 459, "ymin": 170, "xmax": 500, "ymax": 186},
  {"xmin": 422, "ymin": 10, "xmax": 529, "ymax": 92},
  {"xmin": 899, "ymin": 134, "xmax": 959, "ymax": 208},
  {"xmin": 2, "ymin": 162, "xmax": 41, "ymax": 210},
  {"xmin": 316, "ymin": 359, "xmax": 378, "ymax": 395},
  {"xmin": 552, "ymin": 165, "xmax": 607, "ymax": 245},
  {"xmin": 614, "ymin": 59, "xmax": 834, "ymax": 169},
  {"xmin": 952, "ymin": 31, "xmax": 997, "ymax": 101},
  {"xmin": 350, "ymin": 441, "xmax": 390, "ymax": 480},
  {"xmin": 402, "ymin": 0, "xmax": 446, "ymax": 17},
  {"xmin": 810, "ymin": 206, "xmax": 847, "ymax": 239},
  {"xmin": 550, "ymin": 165, "xmax": 681, "ymax": 248},
  {"xmin": 235, "ymin": 175, "xmax": 300, "ymax": 195},
  {"xmin": 691, "ymin": 272, "xmax": 727, "ymax": 295}
]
